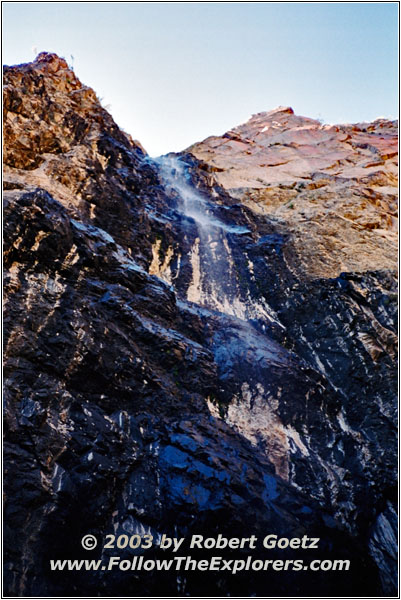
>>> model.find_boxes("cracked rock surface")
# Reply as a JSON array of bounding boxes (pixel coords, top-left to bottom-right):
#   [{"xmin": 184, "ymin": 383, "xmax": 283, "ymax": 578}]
[{"xmin": 3, "ymin": 53, "xmax": 398, "ymax": 596}]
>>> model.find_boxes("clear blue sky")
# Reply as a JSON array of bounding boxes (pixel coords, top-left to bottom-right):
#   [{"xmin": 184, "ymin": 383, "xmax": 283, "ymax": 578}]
[{"xmin": 3, "ymin": 2, "xmax": 399, "ymax": 156}]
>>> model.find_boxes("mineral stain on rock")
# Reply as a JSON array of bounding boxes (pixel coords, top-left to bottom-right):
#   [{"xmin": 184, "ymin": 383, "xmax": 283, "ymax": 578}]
[{"xmin": 3, "ymin": 53, "xmax": 398, "ymax": 597}]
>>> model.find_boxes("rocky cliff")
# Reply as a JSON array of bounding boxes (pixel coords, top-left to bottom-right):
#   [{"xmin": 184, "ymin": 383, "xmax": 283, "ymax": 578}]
[
  {"xmin": 188, "ymin": 106, "xmax": 398, "ymax": 279},
  {"xmin": 3, "ymin": 53, "xmax": 398, "ymax": 597}
]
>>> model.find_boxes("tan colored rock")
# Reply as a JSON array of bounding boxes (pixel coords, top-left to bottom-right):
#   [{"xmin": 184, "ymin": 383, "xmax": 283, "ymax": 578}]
[
  {"xmin": 3, "ymin": 52, "xmax": 146, "ymax": 213},
  {"xmin": 188, "ymin": 107, "xmax": 398, "ymax": 278}
]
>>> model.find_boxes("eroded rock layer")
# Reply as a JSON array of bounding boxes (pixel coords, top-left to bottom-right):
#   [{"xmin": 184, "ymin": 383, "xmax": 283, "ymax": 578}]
[
  {"xmin": 188, "ymin": 106, "xmax": 398, "ymax": 278},
  {"xmin": 3, "ymin": 53, "xmax": 398, "ymax": 597}
]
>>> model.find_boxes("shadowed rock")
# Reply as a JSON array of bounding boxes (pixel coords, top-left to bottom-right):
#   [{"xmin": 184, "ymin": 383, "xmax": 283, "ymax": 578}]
[{"xmin": 3, "ymin": 53, "xmax": 398, "ymax": 597}]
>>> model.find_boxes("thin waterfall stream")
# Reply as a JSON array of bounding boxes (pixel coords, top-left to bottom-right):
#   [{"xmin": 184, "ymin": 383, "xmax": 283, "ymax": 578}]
[{"xmin": 153, "ymin": 155, "xmax": 282, "ymax": 327}]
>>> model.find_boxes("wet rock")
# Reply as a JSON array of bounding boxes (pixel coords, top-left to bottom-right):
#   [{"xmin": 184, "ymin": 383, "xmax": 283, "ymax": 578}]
[{"xmin": 3, "ymin": 54, "xmax": 397, "ymax": 596}]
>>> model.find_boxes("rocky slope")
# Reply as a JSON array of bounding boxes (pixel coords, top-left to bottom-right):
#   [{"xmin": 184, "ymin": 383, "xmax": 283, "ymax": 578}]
[
  {"xmin": 3, "ymin": 53, "xmax": 398, "ymax": 597},
  {"xmin": 188, "ymin": 106, "xmax": 398, "ymax": 278}
]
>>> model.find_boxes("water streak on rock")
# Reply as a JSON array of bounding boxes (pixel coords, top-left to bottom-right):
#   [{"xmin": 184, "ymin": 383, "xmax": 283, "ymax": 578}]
[{"xmin": 154, "ymin": 155, "xmax": 280, "ymax": 325}]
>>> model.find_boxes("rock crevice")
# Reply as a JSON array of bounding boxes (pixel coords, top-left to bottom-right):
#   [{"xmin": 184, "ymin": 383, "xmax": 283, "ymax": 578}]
[{"xmin": 3, "ymin": 54, "xmax": 398, "ymax": 597}]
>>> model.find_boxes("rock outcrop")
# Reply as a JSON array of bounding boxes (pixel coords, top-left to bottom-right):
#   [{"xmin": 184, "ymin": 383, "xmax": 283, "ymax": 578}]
[
  {"xmin": 3, "ymin": 54, "xmax": 398, "ymax": 597},
  {"xmin": 188, "ymin": 106, "xmax": 398, "ymax": 278}
]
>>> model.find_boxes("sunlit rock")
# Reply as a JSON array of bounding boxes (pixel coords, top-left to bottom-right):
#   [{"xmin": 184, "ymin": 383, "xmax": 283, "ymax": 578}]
[{"xmin": 3, "ymin": 53, "xmax": 397, "ymax": 597}]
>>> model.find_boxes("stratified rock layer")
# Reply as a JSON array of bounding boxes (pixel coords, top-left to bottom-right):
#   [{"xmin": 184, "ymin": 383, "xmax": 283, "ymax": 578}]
[
  {"xmin": 3, "ymin": 54, "xmax": 398, "ymax": 597},
  {"xmin": 188, "ymin": 106, "xmax": 398, "ymax": 278}
]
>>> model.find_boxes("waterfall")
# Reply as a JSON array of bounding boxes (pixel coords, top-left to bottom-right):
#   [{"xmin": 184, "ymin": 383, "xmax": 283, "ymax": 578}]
[{"xmin": 153, "ymin": 155, "xmax": 282, "ymax": 327}]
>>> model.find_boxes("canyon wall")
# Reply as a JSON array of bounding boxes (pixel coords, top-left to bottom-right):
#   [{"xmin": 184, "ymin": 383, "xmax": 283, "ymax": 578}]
[{"xmin": 3, "ymin": 53, "xmax": 398, "ymax": 596}]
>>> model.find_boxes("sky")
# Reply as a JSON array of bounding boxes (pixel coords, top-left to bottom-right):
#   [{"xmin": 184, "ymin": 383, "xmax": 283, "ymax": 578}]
[{"xmin": 2, "ymin": 2, "xmax": 399, "ymax": 156}]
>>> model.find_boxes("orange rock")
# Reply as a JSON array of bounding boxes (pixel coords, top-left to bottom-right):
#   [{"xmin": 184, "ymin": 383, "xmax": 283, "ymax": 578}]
[{"xmin": 187, "ymin": 109, "xmax": 398, "ymax": 278}]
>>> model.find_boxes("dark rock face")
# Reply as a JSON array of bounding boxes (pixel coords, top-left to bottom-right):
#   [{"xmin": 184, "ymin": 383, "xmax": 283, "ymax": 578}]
[{"xmin": 3, "ymin": 54, "xmax": 398, "ymax": 597}]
